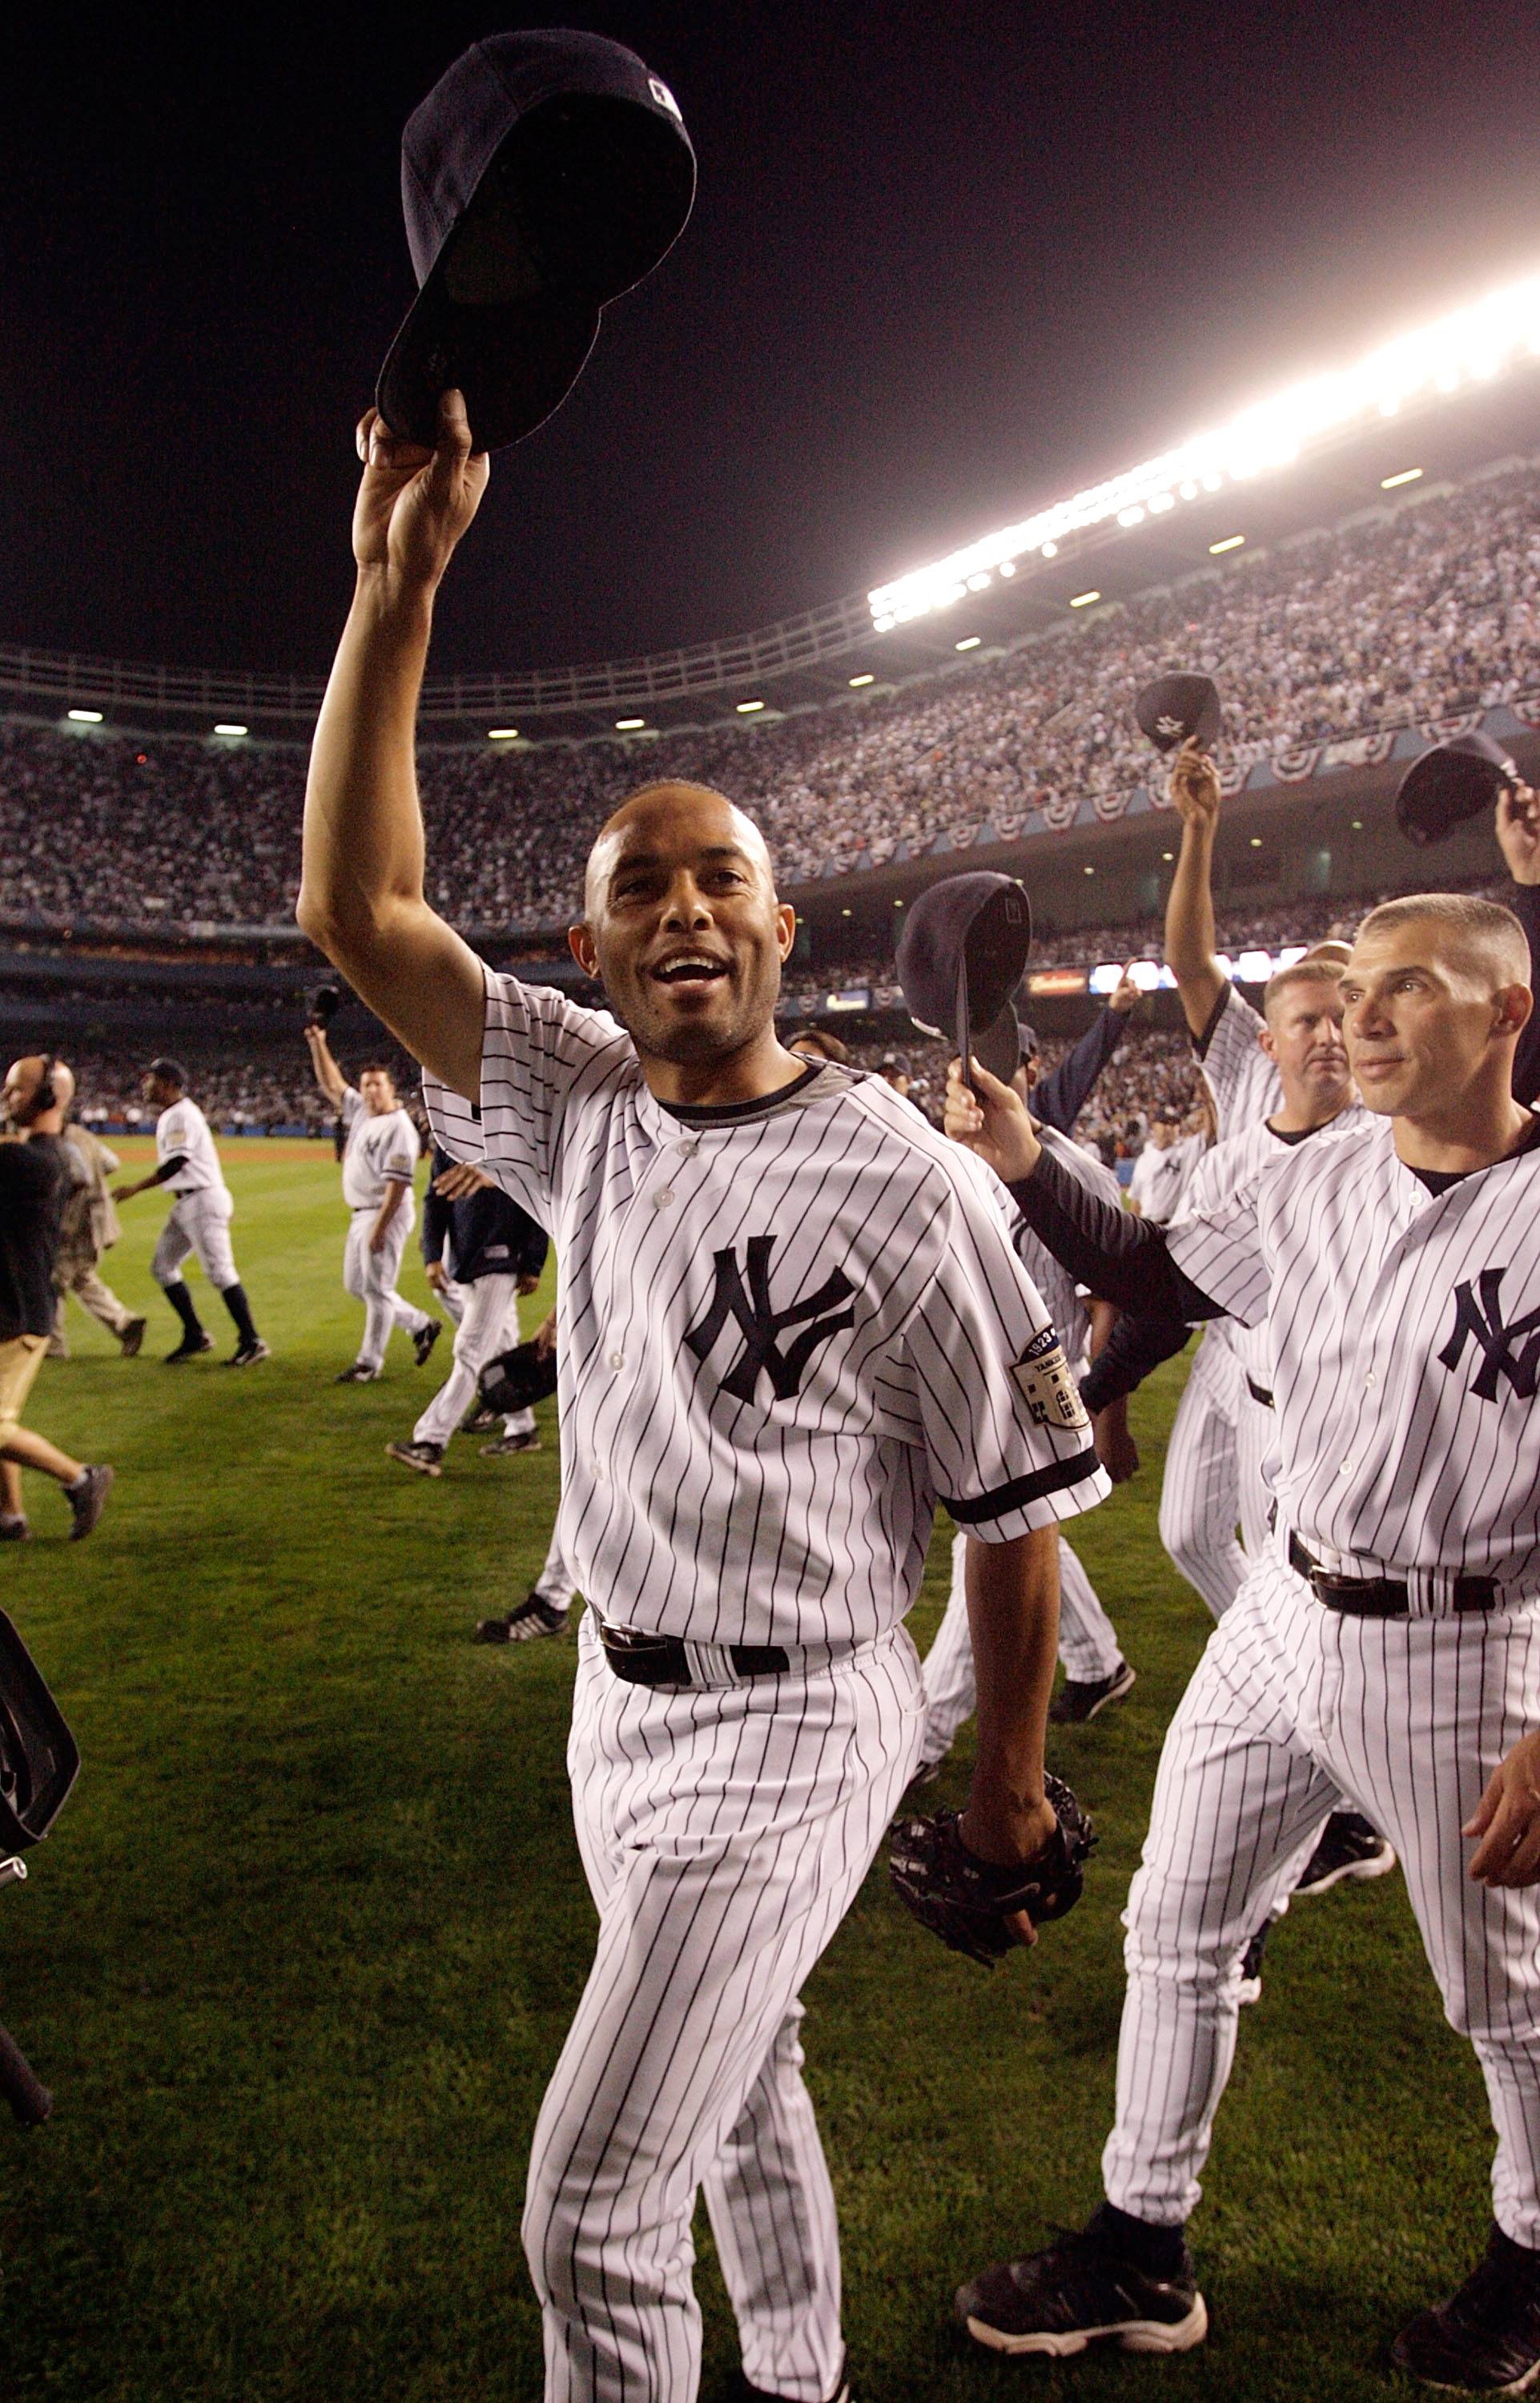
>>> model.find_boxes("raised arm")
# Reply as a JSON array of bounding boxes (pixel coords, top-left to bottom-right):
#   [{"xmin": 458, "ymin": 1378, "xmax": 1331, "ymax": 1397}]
[
  {"xmin": 297, "ymin": 392, "xmax": 491, "ymax": 1101},
  {"xmin": 304, "ymin": 1024, "xmax": 348, "ymax": 1108},
  {"xmin": 1031, "ymin": 980, "xmax": 1133, "ymax": 1136},
  {"xmin": 1164, "ymin": 739, "xmax": 1227, "ymax": 1040}
]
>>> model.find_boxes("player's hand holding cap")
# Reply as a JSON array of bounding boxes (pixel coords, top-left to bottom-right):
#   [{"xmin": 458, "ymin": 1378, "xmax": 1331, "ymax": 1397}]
[
  {"xmin": 1134, "ymin": 671, "xmax": 1223, "ymax": 753},
  {"xmin": 895, "ymin": 871, "xmax": 1032, "ymax": 1089},
  {"xmin": 1395, "ymin": 729, "xmax": 1522, "ymax": 847},
  {"xmin": 376, "ymin": 28, "xmax": 696, "ymax": 451}
]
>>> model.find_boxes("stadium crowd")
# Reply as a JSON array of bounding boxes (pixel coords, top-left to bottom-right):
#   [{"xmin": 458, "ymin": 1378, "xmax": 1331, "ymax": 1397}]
[{"xmin": 1, "ymin": 461, "xmax": 1538, "ymax": 933}]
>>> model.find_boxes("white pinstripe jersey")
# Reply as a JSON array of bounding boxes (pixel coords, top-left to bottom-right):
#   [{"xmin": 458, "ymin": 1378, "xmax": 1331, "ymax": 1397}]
[
  {"xmin": 1193, "ymin": 984, "xmax": 1282, "ymax": 1140},
  {"xmin": 155, "ymin": 1098, "xmax": 227, "ymax": 1198},
  {"xmin": 1178, "ymin": 1104, "xmax": 1371, "ymax": 1393},
  {"xmin": 424, "ymin": 972, "xmax": 1110, "ymax": 1648},
  {"xmin": 1165, "ymin": 1113, "xmax": 1540, "ymax": 1590},
  {"xmin": 340, "ymin": 1089, "xmax": 420, "ymax": 1213}
]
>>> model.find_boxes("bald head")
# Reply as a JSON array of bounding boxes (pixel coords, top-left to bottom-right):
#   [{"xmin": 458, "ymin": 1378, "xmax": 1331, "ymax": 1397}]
[
  {"xmin": 583, "ymin": 782, "xmax": 775, "ymax": 922},
  {"xmin": 2, "ymin": 1054, "xmax": 66, "ymax": 1131}
]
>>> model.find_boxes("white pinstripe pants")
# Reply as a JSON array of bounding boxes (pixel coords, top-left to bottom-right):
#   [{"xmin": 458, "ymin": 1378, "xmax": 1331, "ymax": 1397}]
[
  {"xmin": 343, "ymin": 1210, "xmax": 430, "ymax": 1371},
  {"xmin": 1103, "ymin": 1554, "xmax": 1540, "ymax": 2246},
  {"xmin": 524, "ymin": 1614, "xmax": 925, "ymax": 2402},
  {"xmin": 919, "ymin": 1529, "xmax": 1120, "ymax": 1767},
  {"xmin": 1158, "ymin": 1334, "xmax": 1248, "ymax": 1621}
]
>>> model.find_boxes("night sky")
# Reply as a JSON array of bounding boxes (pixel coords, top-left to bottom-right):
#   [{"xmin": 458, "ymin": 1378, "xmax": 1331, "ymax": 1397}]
[{"xmin": 6, "ymin": 0, "xmax": 1540, "ymax": 678}]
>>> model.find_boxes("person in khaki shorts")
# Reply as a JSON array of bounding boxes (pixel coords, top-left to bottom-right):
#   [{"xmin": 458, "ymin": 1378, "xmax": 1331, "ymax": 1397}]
[
  {"xmin": 0, "ymin": 1057, "xmax": 114, "ymax": 1542},
  {"xmin": 46, "ymin": 1069, "xmax": 146, "ymax": 1360}
]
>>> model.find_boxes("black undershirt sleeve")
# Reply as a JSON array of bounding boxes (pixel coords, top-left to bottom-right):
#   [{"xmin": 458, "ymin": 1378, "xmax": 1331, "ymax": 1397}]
[
  {"xmin": 1007, "ymin": 1145, "xmax": 1225, "ymax": 1322},
  {"xmin": 153, "ymin": 1155, "xmax": 187, "ymax": 1185},
  {"xmin": 1031, "ymin": 1008, "xmax": 1127, "ymax": 1135},
  {"xmin": 1080, "ymin": 1309, "xmax": 1195, "ymax": 1414}
]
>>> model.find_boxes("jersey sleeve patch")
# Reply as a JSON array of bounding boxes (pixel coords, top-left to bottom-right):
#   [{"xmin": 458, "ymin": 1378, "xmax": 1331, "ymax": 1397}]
[{"xmin": 1011, "ymin": 1326, "xmax": 1090, "ymax": 1431}]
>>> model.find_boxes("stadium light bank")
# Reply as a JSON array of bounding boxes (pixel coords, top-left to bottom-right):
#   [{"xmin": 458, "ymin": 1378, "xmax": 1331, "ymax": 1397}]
[{"xmin": 866, "ymin": 272, "xmax": 1540, "ymax": 631}]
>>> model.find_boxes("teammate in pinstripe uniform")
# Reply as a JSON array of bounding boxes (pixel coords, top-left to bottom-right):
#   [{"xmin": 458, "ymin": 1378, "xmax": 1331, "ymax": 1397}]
[
  {"xmin": 1156, "ymin": 740, "xmax": 1353, "ymax": 1616},
  {"xmin": 111, "ymin": 1059, "xmax": 267, "ymax": 1365},
  {"xmin": 305, "ymin": 1023, "xmax": 440, "ymax": 1382},
  {"xmin": 299, "ymin": 389, "xmax": 1110, "ymax": 2403},
  {"xmin": 945, "ymin": 890, "xmax": 1540, "ymax": 2389}
]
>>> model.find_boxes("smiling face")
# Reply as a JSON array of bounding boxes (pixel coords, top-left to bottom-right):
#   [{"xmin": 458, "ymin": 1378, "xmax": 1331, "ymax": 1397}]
[
  {"xmin": 570, "ymin": 783, "xmax": 795, "ymax": 1069},
  {"xmin": 1340, "ymin": 910, "xmax": 1530, "ymax": 1121},
  {"xmin": 1261, "ymin": 971, "xmax": 1350, "ymax": 1113}
]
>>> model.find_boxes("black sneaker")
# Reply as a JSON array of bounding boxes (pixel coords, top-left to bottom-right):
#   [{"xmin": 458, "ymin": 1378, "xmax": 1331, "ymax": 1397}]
[
  {"xmin": 385, "ymin": 1439, "xmax": 444, "ymax": 1478},
  {"xmin": 1294, "ymin": 1810, "xmax": 1397, "ymax": 1897},
  {"xmin": 1236, "ymin": 1919, "xmax": 1269, "ymax": 2007},
  {"xmin": 412, "ymin": 1320, "xmax": 442, "ymax": 1368},
  {"xmin": 1391, "ymin": 2223, "xmax": 1540, "ymax": 2393},
  {"xmin": 474, "ymin": 1594, "xmax": 571, "ymax": 1644},
  {"xmin": 165, "ymin": 1332, "xmax": 213, "ymax": 1363},
  {"xmin": 225, "ymin": 1339, "xmax": 270, "ymax": 1367},
  {"xmin": 480, "ymin": 1428, "xmax": 541, "ymax": 1456},
  {"xmin": 460, "ymin": 1405, "xmax": 500, "ymax": 1435},
  {"xmin": 1049, "ymin": 1657, "xmax": 1136, "ymax": 1725},
  {"xmin": 0, "ymin": 1517, "xmax": 32, "ymax": 1542},
  {"xmin": 119, "ymin": 1316, "xmax": 147, "ymax": 1358},
  {"xmin": 67, "ymin": 1464, "xmax": 114, "ymax": 1541},
  {"xmin": 336, "ymin": 1363, "xmax": 379, "ymax": 1384},
  {"xmin": 956, "ymin": 2208, "xmax": 1208, "ymax": 2359}
]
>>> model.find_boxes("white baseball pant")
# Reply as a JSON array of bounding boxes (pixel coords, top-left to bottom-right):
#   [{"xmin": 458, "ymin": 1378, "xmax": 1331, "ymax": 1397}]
[
  {"xmin": 523, "ymin": 1615, "xmax": 924, "ymax": 2403},
  {"xmin": 533, "ymin": 1522, "xmax": 580, "ymax": 1609},
  {"xmin": 1232, "ymin": 1387, "xmax": 1278, "ymax": 1564},
  {"xmin": 1157, "ymin": 1334, "xmax": 1248, "ymax": 1620},
  {"xmin": 151, "ymin": 1189, "xmax": 239, "ymax": 1292},
  {"xmin": 343, "ymin": 1209, "xmax": 430, "ymax": 1372},
  {"xmin": 918, "ymin": 1528, "xmax": 1121, "ymax": 1768},
  {"xmin": 412, "ymin": 1273, "xmax": 533, "ymax": 1447},
  {"xmin": 1102, "ymin": 1552, "xmax": 1540, "ymax": 2246}
]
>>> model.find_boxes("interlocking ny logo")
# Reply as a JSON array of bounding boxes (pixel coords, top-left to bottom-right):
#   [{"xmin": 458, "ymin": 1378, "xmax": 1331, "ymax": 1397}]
[
  {"xmin": 684, "ymin": 1235, "xmax": 855, "ymax": 1404},
  {"xmin": 1437, "ymin": 1267, "xmax": 1540, "ymax": 1400}
]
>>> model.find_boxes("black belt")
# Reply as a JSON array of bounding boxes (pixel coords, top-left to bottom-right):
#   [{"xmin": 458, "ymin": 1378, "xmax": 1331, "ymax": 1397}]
[
  {"xmin": 598, "ymin": 1624, "xmax": 791, "ymax": 1688},
  {"xmin": 1246, "ymin": 1375, "xmax": 1274, "ymax": 1408},
  {"xmin": 1288, "ymin": 1533, "xmax": 1495, "ymax": 1617}
]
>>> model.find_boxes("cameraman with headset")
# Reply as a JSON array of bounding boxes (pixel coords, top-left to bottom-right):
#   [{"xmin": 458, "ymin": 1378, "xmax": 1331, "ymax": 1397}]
[{"xmin": 0, "ymin": 1057, "xmax": 113, "ymax": 1542}]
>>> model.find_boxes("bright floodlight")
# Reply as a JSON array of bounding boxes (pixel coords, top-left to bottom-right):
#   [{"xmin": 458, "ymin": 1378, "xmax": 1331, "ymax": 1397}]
[
  {"xmin": 867, "ymin": 268, "xmax": 1540, "ymax": 629},
  {"xmin": 488, "ymin": 727, "xmax": 520, "ymax": 740},
  {"xmin": 1069, "ymin": 590, "xmax": 1100, "ymax": 608},
  {"xmin": 849, "ymin": 673, "xmax": 875, "ymax": 686},
  {"xmin": 955, "ymin": 635, "xmax": 981, "ymax": 651},
  {"xmin": 1381, "ymin": 466, "xmax": 1424, "ymax": 488},
  {"xmin": 66, "ymin": 707, "xmax": 103, "ymax": 723},
  {"xmin": 1209, "ymin": 534, "xmax": 1245, "ymax": 554},
  {"xmin": 737, "ymin": 699, "xmax": 765, "ymax": 714},
  {"xmin": 615, "ymin": 717, "xmax": 646, "ymax": 731},
  {"xmin": 213, "ymin": 722, "xmax": 248, "ymax": 737}
]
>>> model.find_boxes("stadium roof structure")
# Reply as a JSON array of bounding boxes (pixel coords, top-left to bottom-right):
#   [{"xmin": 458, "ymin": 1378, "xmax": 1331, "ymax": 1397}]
[{"xmin": 6, "ymin": 272, "xmax": 1540, "ymax": 745}]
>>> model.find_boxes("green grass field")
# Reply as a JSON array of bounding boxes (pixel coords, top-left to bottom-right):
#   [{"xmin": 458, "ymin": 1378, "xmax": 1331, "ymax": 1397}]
[{"xmin": 0, "ymin": 1140, "xmax": 1498, "ymax": 2400}]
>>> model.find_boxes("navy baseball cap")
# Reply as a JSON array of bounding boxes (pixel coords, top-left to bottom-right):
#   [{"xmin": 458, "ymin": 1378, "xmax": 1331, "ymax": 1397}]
[
  {"xmin": 376, "ymin": 30, "xmax": 696, "ymax": 451},
  {"xmin": 1135, "ymin": 672, "xmax": 1223, "ymax": 754},
  {"xmin": 1395, "ymin": 731, "xmax": 1522, "ymax": 847},
  {"xmin": 895, "ymin": 874, "xmax": 1032, "ymax": 1090},
  {"xmin": 147, "ymin": 1057, "xmax": 188, "ymax": 1088}
]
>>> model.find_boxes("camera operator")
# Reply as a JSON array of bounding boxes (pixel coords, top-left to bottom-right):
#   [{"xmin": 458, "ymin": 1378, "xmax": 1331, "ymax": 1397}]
[{"xmin": 0, "ymin": 1058, "xmax": 113, "ymax": 1541}]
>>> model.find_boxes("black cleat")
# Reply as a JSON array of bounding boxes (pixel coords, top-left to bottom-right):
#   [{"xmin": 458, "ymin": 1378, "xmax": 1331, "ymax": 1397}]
[
  {"xmin": 460, "ymin": 1405, "xmax": 500, "ymax": 1435},
  {"xmin": 336, "ymin": 1362, "xmax": 379, "ymax": 1384},
  {"xmin": 1050, "ymin": 1657, "xmax": 1136, "ymax": 1725},
  {"xmin": 119, "ymin": 1316, "xmax": 147, "ymax": 1358},
  {"xmin": 385, "ymin": 1439, "xmax": 444, "ymax": 1478},
  {"xmin": 412, "ymin": 1320, "xmax": 442, "ymax": 1368},
  {"xmin": 1294, "ymin": 1809, "xmax": 1397, "ymax": 1897},
  {"xmin": 1391, "ymin": 2223, "xmax": 1540, "ymax": 2393},
  {"xmin": 1236, "ymin": 1918, "xmax": 1269, "ymax": 2007},
  {"xmin": 479, "ymin": 1428, "xmax": 541, "ymax": 1456},
  {"xmin": 165, "ymin": 1332, "xmax": 213, "ymax": 1363},
  {"xmin": 225, "ymin": 1339, "xmax": 270, "ymax": 1367},
  {"xmin": 474, "ymin": 1593, "xmax": 571, "ymax": 1644},
  {"xmin": 956, "ymin": 2208, "xmax": 1208, "ymax": 2359},
  {"xmin": 0, "ymin": 1517, "xmax": 32, "ymax": 1542},
  {"xmin": 68, "ymin": 1463, "xmax": 114, "ymax": 1541}
]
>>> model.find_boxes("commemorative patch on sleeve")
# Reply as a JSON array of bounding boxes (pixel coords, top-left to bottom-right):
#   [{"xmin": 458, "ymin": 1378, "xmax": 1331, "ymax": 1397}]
[{"xmin": 1011, "ymin": 1326, "xmax": 1090, "ymax": 1431}]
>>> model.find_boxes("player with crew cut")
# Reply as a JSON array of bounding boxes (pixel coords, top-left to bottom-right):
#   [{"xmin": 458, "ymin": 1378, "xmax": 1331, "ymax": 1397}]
[
  {"xmin": 111, "ymin": 1058, "xmax": 267, "ymax": 1366},
  {"xmin": 944, "ymin": 891, "xmax": 1540, "ymax": 2393},
  {"xmin": 298, "ymin": 388, "xmax": 1110, "ymax": 2403}
]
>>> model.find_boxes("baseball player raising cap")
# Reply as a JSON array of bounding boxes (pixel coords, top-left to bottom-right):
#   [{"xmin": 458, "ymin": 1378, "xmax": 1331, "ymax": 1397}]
[
  {"xmin": 299, "ymin": 390, "xmax": 1109, "ymax": 2402},
  {"xmin": 945, "ymin": 892, "xmax": 1540, "ymax": 2389}
]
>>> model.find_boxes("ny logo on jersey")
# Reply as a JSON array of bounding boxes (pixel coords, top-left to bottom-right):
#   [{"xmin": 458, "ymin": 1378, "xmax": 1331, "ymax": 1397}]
[
  {"xmin": 1437, "ymin": 1267, "xmax": 1540, "ymax": 1401},
  {"xmin": 684, "ymin": 1235, "xmax": 856, "ymax": 1405}
]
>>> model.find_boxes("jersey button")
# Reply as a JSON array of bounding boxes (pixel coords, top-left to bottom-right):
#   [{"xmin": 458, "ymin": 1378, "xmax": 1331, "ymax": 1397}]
[
  {"xmin": 1340, "ymin": 1460, "xmax": 1354, "ymax": 1477},
  {"xmin": 1364, "ymin": 1371, "xmax": 1377, "ymax": 1387},
  {"xmin": 609, "ymin": 1350, "xmax": 625, "ymax": 1371},
  {"xmin": 653, "ymin": 1188, "xmax": 674, "ymax": 1209}
]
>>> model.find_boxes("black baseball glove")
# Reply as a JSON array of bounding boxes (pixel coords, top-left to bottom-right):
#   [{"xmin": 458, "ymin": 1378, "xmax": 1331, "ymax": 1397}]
[
  {"xmin": 887, "ymin": 1777, "xmax": 1096, "ymax": 1966},
  {"xmin": 478, "ymin": 1338, "xmax": 559, "ymax": 1417}
]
